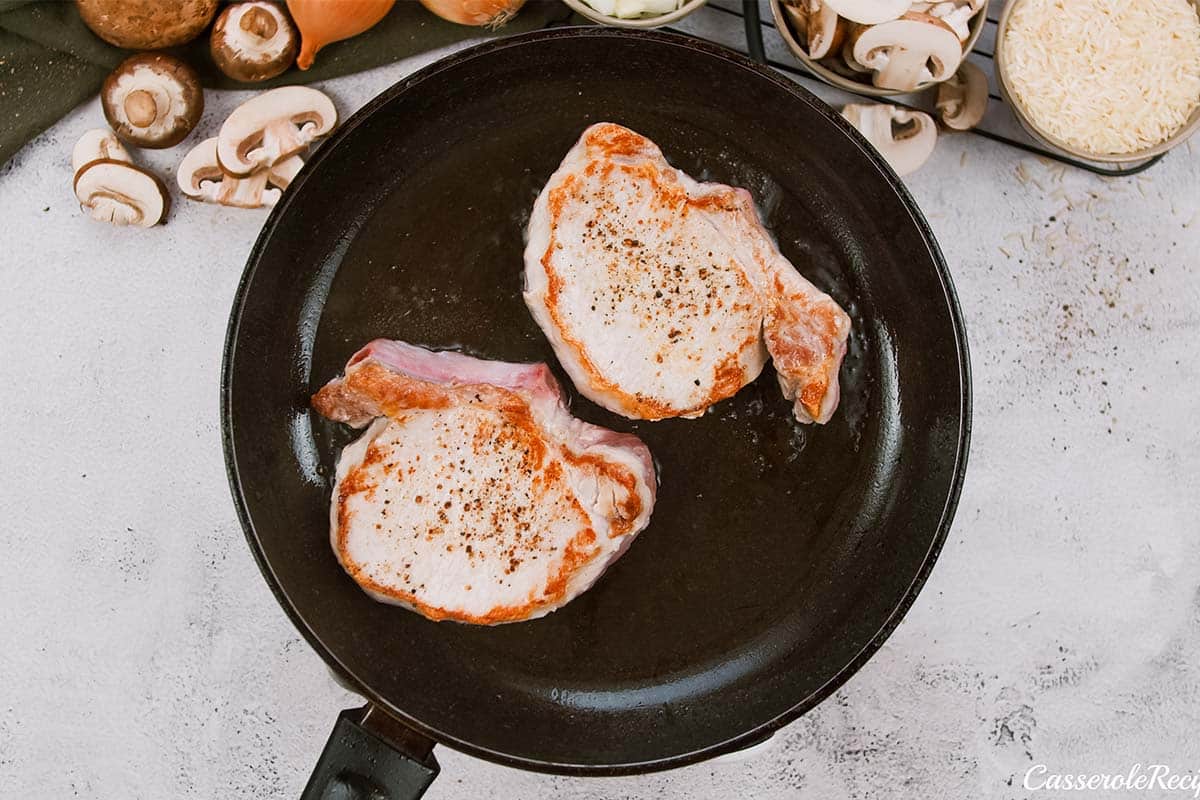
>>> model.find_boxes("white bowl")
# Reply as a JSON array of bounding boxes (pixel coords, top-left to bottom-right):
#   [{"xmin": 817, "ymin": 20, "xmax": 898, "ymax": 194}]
[
  {"xmin": 562, "ymin": 0, "xmax": 708, "ymax": 29},
  {"xmin": 994, "ymin": 0, "xmax": 1200, "ymax": 164}
]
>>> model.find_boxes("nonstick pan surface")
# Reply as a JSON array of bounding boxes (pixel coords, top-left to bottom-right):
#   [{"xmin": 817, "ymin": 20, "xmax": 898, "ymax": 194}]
[{"xmin": 222, "ymin": 27, "xmax": 970, "ymax": 776}]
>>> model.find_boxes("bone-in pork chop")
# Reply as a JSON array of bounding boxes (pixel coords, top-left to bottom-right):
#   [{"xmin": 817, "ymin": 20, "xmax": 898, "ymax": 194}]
[
  {"xmin": 524, "ymin": 123, "xmax": 852, "ymax": 423},
  {"xmin": 311, "ymin": 340, "xmax": 657, "ymax": 625}
]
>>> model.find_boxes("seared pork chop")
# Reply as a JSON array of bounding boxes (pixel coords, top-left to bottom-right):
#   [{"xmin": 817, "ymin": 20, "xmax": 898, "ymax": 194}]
[
  {"xmin": 524, "ymin": 123, "xmax": 852, "ymax": 423},
  {"xmin": 311, "ymin": 340, "xmax": 657, "ymax": 624}
]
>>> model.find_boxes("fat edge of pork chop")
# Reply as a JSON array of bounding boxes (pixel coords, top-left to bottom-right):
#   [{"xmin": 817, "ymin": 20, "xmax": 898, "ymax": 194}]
[
  {"xmin": 311, "ymin": 339, "xmax": 657, "ymax": 624},
  {"xmin": 524, "ymin": 122, "xmax": 851, "ymax": 424}
]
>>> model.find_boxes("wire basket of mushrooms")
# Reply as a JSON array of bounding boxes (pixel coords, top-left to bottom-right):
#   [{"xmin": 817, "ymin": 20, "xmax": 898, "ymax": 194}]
[
  {"xmin": 768, "ymin": 0, "xmax": 990, "ymax": 177},
  {"xmin": 771, "ymin": 0, "xmax": 986, "ymax": 95}
]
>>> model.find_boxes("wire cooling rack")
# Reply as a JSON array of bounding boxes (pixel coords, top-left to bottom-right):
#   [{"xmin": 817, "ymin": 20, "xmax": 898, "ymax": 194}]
[{"xmin": 661, "ymin": 0, "xmax": 1165, "ymax": 177}]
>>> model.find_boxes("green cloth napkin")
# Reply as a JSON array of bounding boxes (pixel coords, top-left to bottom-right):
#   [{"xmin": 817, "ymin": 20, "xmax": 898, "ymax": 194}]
[{"xmin": 0, "ymin": 0, "xmax": 573, "ymax": 166}]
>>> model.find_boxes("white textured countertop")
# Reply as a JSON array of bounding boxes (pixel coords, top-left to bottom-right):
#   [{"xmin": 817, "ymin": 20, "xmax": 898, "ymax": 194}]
[{"xmin": 2, "ymin": 5, "xmax": 1199, "ymax": 799}]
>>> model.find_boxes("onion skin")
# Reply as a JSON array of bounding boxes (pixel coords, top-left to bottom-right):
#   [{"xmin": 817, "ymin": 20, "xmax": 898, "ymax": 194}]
[
  {"xmin": 287, "ymin": 0, "xmax": 396, "ymax": 70},
  {"xmin": 418, "ymin": 0, "xmax": 527, "ymax": 27}
]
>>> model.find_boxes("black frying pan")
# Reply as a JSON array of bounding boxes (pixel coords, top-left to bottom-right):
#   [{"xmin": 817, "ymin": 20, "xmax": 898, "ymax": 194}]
[{"xmin": 222, "ymin": 27, "xmax": 970, "ymax": 799}]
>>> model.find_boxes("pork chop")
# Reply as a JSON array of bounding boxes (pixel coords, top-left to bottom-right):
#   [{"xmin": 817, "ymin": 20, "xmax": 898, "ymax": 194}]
[
  {"xmin": 311, "ymin": 340, "xmax": 657, "ymax": 624},
  {"xmin": 524, "ymin": 122, "xmax": 852, "ymax": 423}
]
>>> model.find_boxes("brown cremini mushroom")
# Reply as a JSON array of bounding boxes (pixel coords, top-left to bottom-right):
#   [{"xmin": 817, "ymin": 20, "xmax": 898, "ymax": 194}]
[
  {"xmin": 841, "ymin": 103, "xmax": 937, "ymax": 176},
  {"xmin": 936, "ymin": 60, "xmax": 988, "ymax": 131},
  {"xmin": 73, "ymin": 159, "xmax": 170, "ymax": 227},
  {"xmin": 852, "ymin": 12, "xmax": 964, "ymax": 91},
  {"xmin": 102, "ymin": 53, "xmax": 204, "ymax": 149},
  {"xmin": 76, "ymin": 0, "xmax": 218, "ymax": 49},
  {"xmin": 211, "ymin": 2, "xmax": 299, "ymax": 83},
  {"xmin": 216, "ymin": 86, "xmax": 337, "ymax": 176},
  {"xmin": 177, "ymin": 137, "xmax": 302, "ymax": 208}
]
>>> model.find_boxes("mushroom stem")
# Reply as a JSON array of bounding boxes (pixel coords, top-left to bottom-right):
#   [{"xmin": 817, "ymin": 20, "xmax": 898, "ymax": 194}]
[
  {"xmin": 218, "ymin": 169, "xmax": 272, "ymax": 208},
  {"xmin": 124, "ymin": 90, "xmax": 158, "ymax": 127},
  {"xmin": 241, "ymin": 5, "xmax": 279, "ymax": 37}
]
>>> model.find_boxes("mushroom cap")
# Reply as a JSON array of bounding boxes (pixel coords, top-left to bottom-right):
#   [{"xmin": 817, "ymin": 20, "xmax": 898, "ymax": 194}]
[
  {"xmin": 77, "ymin": 0, "xmax": 218, "ymax": 49},
  {"xmin": 216, "ymin": 85, "xmax": 337, "ymax": 176},
  {"xmin": 936, "ymin": 60, "xmax": 988, "ymax": 131},
  {"xmin": 102, "ymin": 52, "xmax": 204, "ymax": 149},
  {"xmin": 72, "ymin": 129, "xmax": 131, "ymax": 175},
  {"xmin": 841, "ymin": 103, "xmax": 937, "ymax": 177},
  {"xmin": 853, "ymin": 12, "xmax": 964, "ymax": 91},
  {"xmin": 211, "ymin": 2, "xmax": 299, "ymax": 83},
  {"xmin": 823, "ymin": 0, "xmax": 908, "ymax": 24},
  {"xmin": 73, "ymin": 159, "xmax": 170, "ymax": 227}
]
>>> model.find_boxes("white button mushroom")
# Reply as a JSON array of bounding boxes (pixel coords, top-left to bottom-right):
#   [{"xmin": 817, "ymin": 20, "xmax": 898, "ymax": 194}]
[
  {"xmin": 210, "ymin": 2, "xmax": 300, "ymax": 83},
  {"xmin": 936, "ymin": 60, "xmax": 989, "ymax": 131},
  {"xmin": 101, "ymin": 53, "xmax": 204, "ymax": 149},
  {"xmin": 177, "ymin": 137, "xmax": 302, "ymax": 208},
  {"xmin": 216, "ymin": 86, "xmax": 338, "ymax": 176},
  {"xmin": 841, "ymin": 103, "xmax": 937, "ymax": 176},
  {"xmin": 852, "ymin": 12, "xmax": 964, "ymax": 91}
]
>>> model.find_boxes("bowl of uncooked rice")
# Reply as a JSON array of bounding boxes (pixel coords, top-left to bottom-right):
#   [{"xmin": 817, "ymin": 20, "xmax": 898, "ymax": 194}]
[{"xmin": 997, "ymin": 0, "xmax": 1200, "ymax": 162}]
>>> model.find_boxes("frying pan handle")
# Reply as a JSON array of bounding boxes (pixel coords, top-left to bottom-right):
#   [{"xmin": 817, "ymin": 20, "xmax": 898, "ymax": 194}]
[{"xmin": 300, "ymin": 704, "xmax": 439, "ymax": 800}]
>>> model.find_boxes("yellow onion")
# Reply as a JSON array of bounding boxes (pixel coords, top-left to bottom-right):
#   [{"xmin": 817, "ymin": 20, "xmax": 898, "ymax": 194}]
[
  {"xmin": 418, "ymin": 0, "xmax": 526, "ymax": 27},
  {"xmin": 287, "ymin": 0, "xmax": 396, "ymax": 70}
]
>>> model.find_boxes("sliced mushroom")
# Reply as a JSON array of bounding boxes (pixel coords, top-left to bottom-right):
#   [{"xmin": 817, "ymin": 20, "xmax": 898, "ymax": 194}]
[
  {"xmin": 177, "ymin": 137, "xmax": 302, "ymax": 208},
  {"xmin": 211, "ymin": 2, "xmax": 299, "ymax": 83},
  {"xmin": 785, "ymin": 0, "xmax": 844, "ymax": 59},
  {"xmin": 841, "ymin": 23, "xmax": 872, "ymax": 72},
  {"xmin": 216, "ymin": 86, "xmax": 337, "ymax": 176},
  {"xmin": 823, "ymin": 0, "xmax": 909, "ymax": 24},
  {"xmin": 71, "ymin": 129, "xmax": 131, "ymax": 175},
  {"xmin": 927, "ymin": 0, "xmax": 974, "ymax": 42},
  {"xmin": 77, "ymin": 0, "xmax": 218, "ymax": 49},
  {"xmin": 936, "ymin": 60, "xmax": 988, "ymax": 130},
  {"xmin": 102, "ymin": 53, "xmax": 204, "ymax": 149},
  {"xmin": 841, "ymin": 104, "xmax": 937, "ymax": 176},
  {"xmin": 266, "ymin": 153, "xmax": 304, "ymax": 189},
  {"xmin": 74, "ymin": 159, "xmax": 169, "ymax": 227},
  {"xmin": 809, "ymin": 2, "xmax": 845, "ymax": 59},
  {"xmin": 853, "ymin": 12, "xmax": 964, "ymax": 91}
]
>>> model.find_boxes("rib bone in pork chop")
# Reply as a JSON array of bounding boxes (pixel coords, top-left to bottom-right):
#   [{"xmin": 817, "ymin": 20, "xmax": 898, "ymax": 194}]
[
  {"xmin": 311, "ymin": 340, "xmax": 657, "ymax": 625},
  {"xmin": 524, "ymin": 123, "xmax": 852, "ymax": 423}
]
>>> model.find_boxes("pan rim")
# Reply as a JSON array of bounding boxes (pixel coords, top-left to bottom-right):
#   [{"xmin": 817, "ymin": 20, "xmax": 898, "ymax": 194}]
[{"xmin": 220, "ymin": 25, "xmax": 972, "ymax": 776}]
